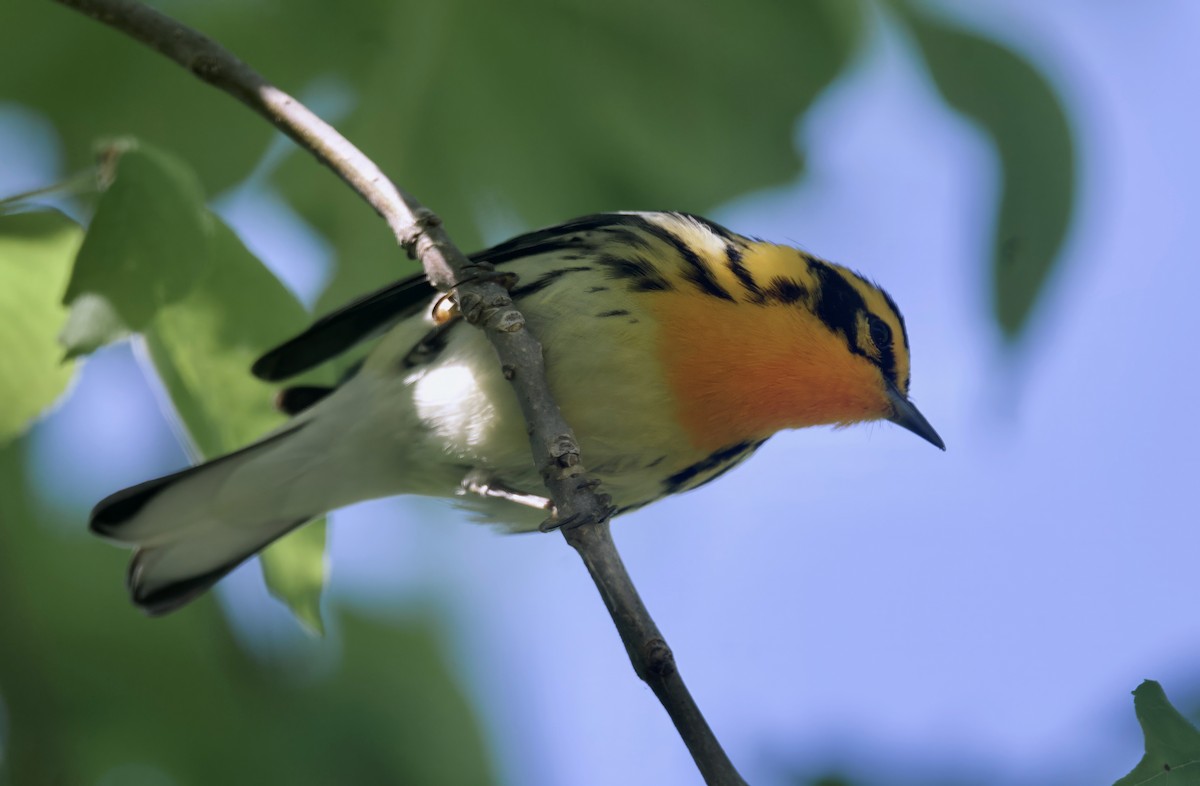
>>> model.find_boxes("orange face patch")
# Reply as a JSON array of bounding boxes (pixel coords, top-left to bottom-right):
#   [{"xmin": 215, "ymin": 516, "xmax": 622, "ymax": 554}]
[{"xmin": 649, "ymin": 291, "xmax": 892, "ymax": 451}]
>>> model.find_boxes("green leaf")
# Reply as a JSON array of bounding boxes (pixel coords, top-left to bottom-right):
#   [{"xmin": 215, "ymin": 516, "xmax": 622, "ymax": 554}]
[
  {"xmin": 3, "ymin": 0, "xmax": 866, "ymax": 351},
  {"xmin": 260, "ymin": 519, "xmax": 328, "ymax": 635},
  {"xmin": 2, "ymin": 0, "xmax": 863, "ymax": 249},
  {"xmin": 141, "ymin": 220, "xmax": 307, "ymax": 456},
  {"xmin": 64, "ymin": 142, "xmax": 212, "ymax": 333},
  {"xmin": 58, "ymin": 292, "xmax": 128, "ymax": 359},
  {"xmin": 896, "ymin": 4, "xmax": 1075, "ymax": 339},
  {"xmin": 1115, "ymin": 681, "xmax": 1200, "ymax": 785},
  {"xmin": 0, "ymin": 211, "xmax": 82, "ymax": 445},
  {"xmin": 48, "ymin": 137, "xmax": 331, "ymax": 627},
  {"xmin": 141, "ymin": 217, "xmax": 334, "ymax": 626},
  {"xmin": 0, "ymin": 0, "xmax": 387, "ymax": 195}
]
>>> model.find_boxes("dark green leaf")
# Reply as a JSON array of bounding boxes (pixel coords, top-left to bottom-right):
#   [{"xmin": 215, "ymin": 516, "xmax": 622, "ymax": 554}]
[
  {"xmin": 0, "ymin": 211, "xmax": 82, "ymax": 445},
  {"xmin": 275, "ymin": 0, "xmax": 864, "ymax": 318},
  {"xmin": 2, "ymin": 0, "xmax": 865, "ymax": 343},
  {"xmin": 1115, "ymin": 680, "xmax": 1200, "ymax": 785},
  {"xmin": 64, "ymin": 143, "xmax": 212, "ymax": 332},
  {"xmin": 897, "ymin": 4, "xmax": 1075, "ymax": 339},
  {"xmin": 2, "ymin": 0, "xmax": 861, "ymax": 233}
]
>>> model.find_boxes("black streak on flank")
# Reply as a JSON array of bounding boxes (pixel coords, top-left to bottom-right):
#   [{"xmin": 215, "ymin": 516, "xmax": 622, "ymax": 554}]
[
  {"xmin": 586, "ymin": 286, "xmax": 609, "ymax": 293},
  {"xmin": 726, "ymin": 245, "xmax": 763, "ymax": 303},
  {"xmin": 509, "ymin": 265, "xmax": 593, "ymax": 299},
  {"xmin": 808, "ymin": 257, "xmax": 868, "ymax": 358},
  {"xmin": 663, "ymin": 439, "xmax": 767, "ymax": 495},
  {"xmin": 599, "ymin": 254, "xmax": 673, "ymax": 292},
  {"xmin": 765, "ymin": 276, "xmax": 808, "ymax": 305},
  {"xmin": 596, "ymin": 309, "xmax": 630, "ymax": 318}
]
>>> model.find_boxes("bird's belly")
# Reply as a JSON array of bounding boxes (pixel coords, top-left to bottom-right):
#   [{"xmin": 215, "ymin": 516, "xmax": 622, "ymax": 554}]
[{"xmin": 372, "ymin": 289, "xmax": 712, "ymax": 527}]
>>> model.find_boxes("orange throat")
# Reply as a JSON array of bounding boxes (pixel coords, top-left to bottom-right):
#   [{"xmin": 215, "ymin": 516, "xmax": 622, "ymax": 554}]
[{"xmin": 652, "ymin": 293, "xmax": 889, "ymax": 451}]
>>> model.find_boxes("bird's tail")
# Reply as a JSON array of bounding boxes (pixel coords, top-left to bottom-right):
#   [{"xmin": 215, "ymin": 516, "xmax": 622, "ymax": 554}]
[{"xmin": 90, "ymin": 424, "xmax": 320, "ymax": 615}]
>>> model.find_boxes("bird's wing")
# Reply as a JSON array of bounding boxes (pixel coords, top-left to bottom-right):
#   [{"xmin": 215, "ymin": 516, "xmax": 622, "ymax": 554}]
[
  {"xmin": 251, "ymin": 275, "xmax": 433, "ymax": 381},
  {"xmin": 251, "ymin": 214, "xmax": 636, "ymax": 382}
]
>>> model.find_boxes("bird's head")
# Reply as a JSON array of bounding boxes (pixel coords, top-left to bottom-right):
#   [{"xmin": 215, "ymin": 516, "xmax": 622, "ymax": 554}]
[{"xmin": 649, "ymin": 238, "xmax": 944, "ymax": 452}]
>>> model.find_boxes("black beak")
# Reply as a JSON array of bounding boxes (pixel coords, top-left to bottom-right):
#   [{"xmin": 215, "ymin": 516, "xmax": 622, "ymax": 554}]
[{"xmin": 886, "ymin": 383, "xmax": 945, "ymax": 451}]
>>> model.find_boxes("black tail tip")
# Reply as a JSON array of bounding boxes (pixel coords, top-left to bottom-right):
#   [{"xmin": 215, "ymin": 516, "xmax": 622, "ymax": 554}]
[
  {"xmin": 90, "ymin": 471, "xmax": 190, "ymax": 538},
  {"xmin": 128, "ymin": 549, "xmax": 236, "ymax": 616}
]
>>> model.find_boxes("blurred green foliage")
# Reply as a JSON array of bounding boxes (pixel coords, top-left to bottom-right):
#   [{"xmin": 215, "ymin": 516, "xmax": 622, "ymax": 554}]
[
  {"xmin": 63, "ymin": 142, "xmax": 211, "ymax": 334},
  {"xmin": 0, "ymin": 0, "xmax": 1075, "ymax": 343},
  {"xmin": 0, "ymin": 212, "xmax": 80, "ymax": 444},
  {"xmin": 0, "ymin": 0, "xmax": 1081, "ymax": 781},
  {"xmin": 59, "ymin": 144, "xmax": 334, "ymax": 628},
  {"xmin": 0, "ymin": 439, "xmax": 495, "ymax": 786}
]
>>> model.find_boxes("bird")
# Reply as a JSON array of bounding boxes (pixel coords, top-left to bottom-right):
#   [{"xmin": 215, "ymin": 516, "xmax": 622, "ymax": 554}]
[{"xmin": 90, "ymin": 211, "xmax": 944, "ymax": 615}]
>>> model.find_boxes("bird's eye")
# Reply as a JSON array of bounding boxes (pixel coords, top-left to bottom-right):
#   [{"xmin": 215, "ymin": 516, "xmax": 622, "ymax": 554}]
[{"xmin": 867, "ymin": 315, "xmax": 892, "ymax": 349}]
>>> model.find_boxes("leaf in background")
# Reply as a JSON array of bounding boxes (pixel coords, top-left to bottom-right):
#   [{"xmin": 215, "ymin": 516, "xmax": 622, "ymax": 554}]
[
  {"xmin": 273, "ymin": 0, "xmax": 864, "ymax": 318},
  {"xmin": 58, "ymin": 292, "xmax": 129, "ymax": 359},
  {"xmin": 1114, "ymin": 680, "xmax": 1200, "ymax": 785},
  {"xmin": 896, "ymin": 4, "xmax": 1075, "ymax": 340},
  {"xmin": 260, "ymin": 519, "xmax": 328, "ymax": 635},
  {"xmin": 0, "ymin": 0, "xmax": 394, "ymax": 195},
  {"xmin": 2, "ymin": 0, "xmax": 865, "ymax": 339},
  {"xmin": 308, "ymin": 612, "xmax": 497, "ymax": 784},
  {"xmin": 142, "ymin": 220, "xmax": 307, "ymax": 456},
  {"xmin": 48, "ymin": 137, "xmax": 333, "ymax": 626},
  {"xmin": 0, "ymin": 211, "xmax": 82, "ymax": 445},
  {"xmin": 63, "ymin": 142, "xmax": 212, "ymax": 335},
  {"xmin": 143, "ymin": 217, "xmax": 334, "ymax": 627}
]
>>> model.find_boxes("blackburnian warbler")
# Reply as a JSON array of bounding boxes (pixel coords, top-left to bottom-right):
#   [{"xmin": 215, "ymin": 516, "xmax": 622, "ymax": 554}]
[{"xmin": 91, "ymin": 211, "xmax": 944, "ymax": 613}]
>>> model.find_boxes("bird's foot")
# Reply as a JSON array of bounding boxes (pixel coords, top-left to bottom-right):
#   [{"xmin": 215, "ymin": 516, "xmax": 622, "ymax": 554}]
[{"xmin": 460, "ymin": 470, "xmax": 553, "ymax": 512}]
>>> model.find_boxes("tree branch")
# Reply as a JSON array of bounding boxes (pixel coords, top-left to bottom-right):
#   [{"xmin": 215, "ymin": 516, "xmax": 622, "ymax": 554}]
[
  {"xmin": 565, "ymin": 522, "xmax": 745, "ymax": 784},
  {"xmin": 51, "ymin": 1, "xmax": 746, "ymax": 782}
]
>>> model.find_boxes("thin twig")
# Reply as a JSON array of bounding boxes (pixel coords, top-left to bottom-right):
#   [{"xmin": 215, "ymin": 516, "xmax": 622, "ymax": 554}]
[
  {"xmin": 565, "ymin": 522, "xmax": 746, "ymax": 785},
  {"xmin": 50, "ymin": 1, "xmax": 747, "ymax": 782}
]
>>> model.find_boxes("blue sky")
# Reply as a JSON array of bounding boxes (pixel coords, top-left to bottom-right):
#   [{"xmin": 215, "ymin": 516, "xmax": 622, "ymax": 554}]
[{"xmin": 10, "ymin": 1, "xmax": 1200, "ymax": 784}]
